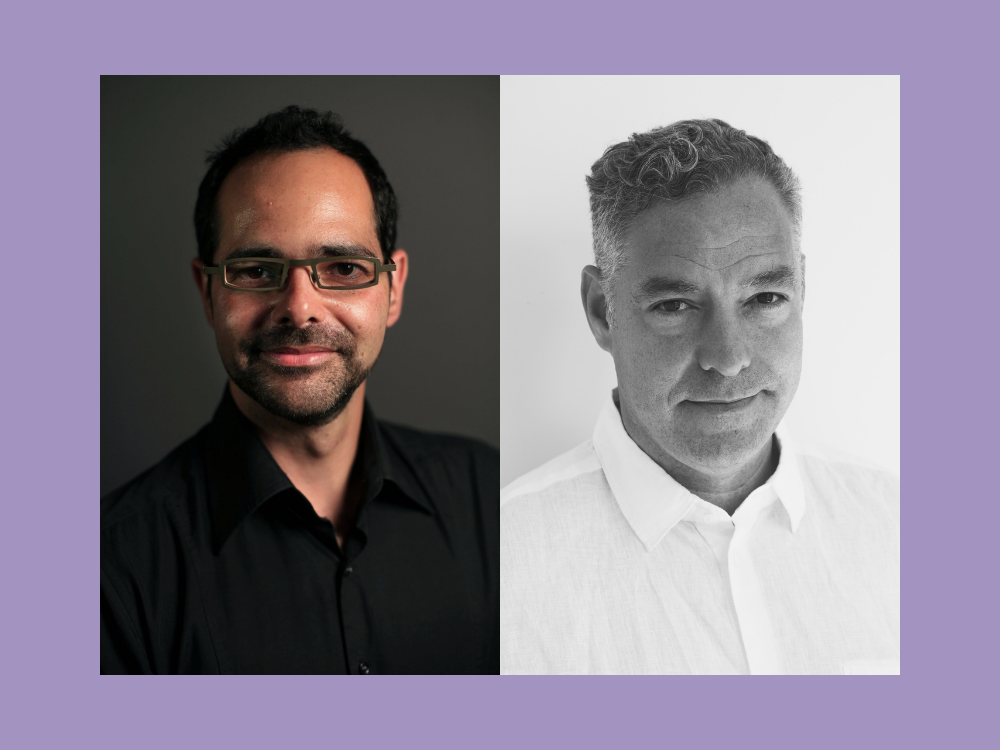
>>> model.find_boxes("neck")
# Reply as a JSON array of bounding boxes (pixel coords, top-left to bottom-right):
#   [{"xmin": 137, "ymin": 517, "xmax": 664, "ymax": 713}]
[
  {"xmin": 229, "ymin": 380, "xmax": 367, "ymax": 544},
  {"xmin": 617, "ymin": 392, "xmax": 778, "ymax": 516}
]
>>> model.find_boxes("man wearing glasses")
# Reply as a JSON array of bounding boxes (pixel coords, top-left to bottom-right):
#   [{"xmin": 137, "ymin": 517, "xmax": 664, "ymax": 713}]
[{"xmin": 101, "ymin": 106, "xmax": 499, "ymax": 674}]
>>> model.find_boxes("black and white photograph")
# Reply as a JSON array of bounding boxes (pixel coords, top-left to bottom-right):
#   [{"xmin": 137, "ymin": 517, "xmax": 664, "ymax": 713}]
[{"xmin": 500, "ymin": 75, "xmax": 900, "ymax": 674}]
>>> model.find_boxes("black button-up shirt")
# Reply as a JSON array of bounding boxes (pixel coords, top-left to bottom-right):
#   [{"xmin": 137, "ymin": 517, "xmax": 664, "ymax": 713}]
[{"xmin": 101, "ymin": 388, "xmax": 499, "ymax": 674}]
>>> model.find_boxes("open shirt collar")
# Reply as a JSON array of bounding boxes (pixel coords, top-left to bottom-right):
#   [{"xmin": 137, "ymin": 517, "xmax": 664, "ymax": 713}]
[{"xmin": 592, "ymin": 392, "xmax": 806, "ymax": 552}]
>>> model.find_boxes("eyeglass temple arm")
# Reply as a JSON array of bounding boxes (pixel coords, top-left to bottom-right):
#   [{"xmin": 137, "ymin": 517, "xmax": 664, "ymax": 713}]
[{"xmin": 202, "ymin": 267, "xmax": 221, "ymax": 275}]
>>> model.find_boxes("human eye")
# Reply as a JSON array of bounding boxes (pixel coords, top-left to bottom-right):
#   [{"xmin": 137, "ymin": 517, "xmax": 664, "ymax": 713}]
[
  {"xmin": 316, "ymin": 258, "xmax": 376, "ymax": 287},
  {"xmin": 755, "ymin": 292, "xmax": 785, "ymax": 304},
  {"xmin": 225, "ymin": 260, "xmax": 281, "ymax": 287},
  {"xmin": 652, "ymin": 300, "xmax": 694, "ymax": 314},
  {"xmin": 326, "ymin": 261, "xmax": 368, "ymax": 280},
  {"xmin": 241, "ymin": 265, "xmax": 273, "ymax": 279},
  {"xmin": 748, "ymin": 292, "xmax": 788, "ymax": 308}
]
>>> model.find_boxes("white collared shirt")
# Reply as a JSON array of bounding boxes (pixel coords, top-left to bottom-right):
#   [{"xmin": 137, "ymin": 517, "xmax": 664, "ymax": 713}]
[{"xmin": 500, "ymin": 397, "xmax": 900, "ymax": 675}]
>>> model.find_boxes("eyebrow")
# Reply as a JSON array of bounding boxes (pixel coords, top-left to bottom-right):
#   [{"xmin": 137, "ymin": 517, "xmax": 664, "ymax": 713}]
[
  {"xmin": 633, "ymin": 264, "xmax": 799, "ymax": 300},
  {"xmin": 223, "ymin": 243, "xmax": 379, "ymax": 261},
  {"xmin": 741, "ymin": 265, "xmax": 798, "ymax": 290},
  {"xmin": 634, "ymin": 277, "xmax": 703, "ymax": 299}
]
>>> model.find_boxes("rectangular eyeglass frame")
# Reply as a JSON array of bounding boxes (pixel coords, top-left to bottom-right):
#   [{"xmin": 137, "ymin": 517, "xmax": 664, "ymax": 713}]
[{"xmin": 202, "ymin": 256, "xmax": 397, "ymax": 291}]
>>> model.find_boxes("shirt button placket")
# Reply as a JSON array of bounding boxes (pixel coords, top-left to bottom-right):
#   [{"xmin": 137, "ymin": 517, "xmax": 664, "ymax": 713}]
[
  {"xmin": 728, "ymin": 498, "xmax": 782, "ymax": 675},
  {"xmin": 339, "ymin": 557, "xmax": 370, "ymax": 675}
]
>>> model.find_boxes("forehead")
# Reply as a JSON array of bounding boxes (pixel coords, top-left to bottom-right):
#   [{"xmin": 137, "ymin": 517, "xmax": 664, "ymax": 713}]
[
  {"xmin": 622, "ymin": 178, "xmax": 797, "ymax": 276},
  {"xmin": 215, "ymin": 148, "xmax": 377, "ymax": 257}
]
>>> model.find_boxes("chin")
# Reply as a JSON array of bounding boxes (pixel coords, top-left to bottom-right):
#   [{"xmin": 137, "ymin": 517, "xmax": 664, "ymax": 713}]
[
  {"xmin": 228, "ymin": 357, "xmax": 370, "ymax": 427},
  {"xmin": 667, "ymin": 420, "xmax": 774, "ymax": 474},
  {"xmin": 257, "ymin": 387, "xmax": 359, "ymax": 426}
]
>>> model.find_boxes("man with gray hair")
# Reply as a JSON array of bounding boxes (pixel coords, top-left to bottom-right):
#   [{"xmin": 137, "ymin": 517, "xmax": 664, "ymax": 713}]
[{"xmin": 500, "ymin": 120, "xmax": 899, "ymax": 674}]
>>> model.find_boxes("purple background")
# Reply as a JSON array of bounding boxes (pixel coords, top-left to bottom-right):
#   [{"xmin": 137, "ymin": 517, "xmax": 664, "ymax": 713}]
[{"xmin": 4, "ymin": 0, "xmax": 995, "ymax": 747}]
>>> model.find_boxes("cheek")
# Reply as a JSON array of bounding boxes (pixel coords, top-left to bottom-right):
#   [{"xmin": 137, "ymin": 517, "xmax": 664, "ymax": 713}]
[
  {"xmin": 209, "ymin": 295, "xmax": 272, "ymax": 358},
  {"xmin": 752, "ymin": 315, "xmax": 804, "ymax": 392},
  {"xmin": 757, "ymin": 314, "xmax": 802, "ymax": 360},
  {"xmin": 341, "ymin": 295, "xmax": 390, "ymax": 342},
  {"xmin": 222, "ymin": 310, "xmax": 245, "ymax": 332},
  {"xmin": 216, "ymin": 303, "xmax": 257, "ymax": 344},
  {"xmin": 613, "ymin": 316, "xmax": 691, "ymax": 387}
]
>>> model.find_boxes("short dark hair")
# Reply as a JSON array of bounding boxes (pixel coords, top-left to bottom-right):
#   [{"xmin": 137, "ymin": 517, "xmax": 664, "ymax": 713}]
[{"xmin": 194, "ymin": 105, "xmax": 398, "ymax": 265}]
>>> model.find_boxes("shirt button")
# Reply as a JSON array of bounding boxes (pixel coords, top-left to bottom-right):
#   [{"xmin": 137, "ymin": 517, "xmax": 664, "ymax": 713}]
[
  {"xmin": 359, "ymin": 662, "xmax": 370, "ymax": 674},
  {"xmin": 344, "ymin": 566, "xmax": 354, "ymax": 576}
]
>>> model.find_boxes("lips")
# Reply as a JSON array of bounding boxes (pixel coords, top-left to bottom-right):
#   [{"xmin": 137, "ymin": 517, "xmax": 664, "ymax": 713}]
[
  {"xmin": 689, "ymin": 393, "xmax": 758, "ymax": 404},
  {"xmin": 265, "ymin": 346, "xmax": 334, "ymax": 355},
  {"xmin": 682, "ymin": 392, "xmax": 764, "ymax": 416},
  {"xmin": 261, "ymin": 346, "xmax": 337, "ymax": 367}
]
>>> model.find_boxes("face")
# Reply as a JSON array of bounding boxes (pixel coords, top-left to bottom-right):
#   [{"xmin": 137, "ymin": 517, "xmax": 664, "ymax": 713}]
[
  {"xmin": 585, "ymin": 178, "xmax": 803, "ymax": 476},
  {"xmin": 193, "ymin": 148, "xmax": 407, "ymax": 427}
]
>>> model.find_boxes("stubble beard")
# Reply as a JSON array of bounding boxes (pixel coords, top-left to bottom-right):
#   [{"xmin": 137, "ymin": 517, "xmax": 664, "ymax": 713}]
[
  {"xmin": 620, "ymin": 364, "xmax": 791, "ymax": 476},
  {"xmin": 226, "ymin": 328, "xmax": 376, "ymax": 427}
]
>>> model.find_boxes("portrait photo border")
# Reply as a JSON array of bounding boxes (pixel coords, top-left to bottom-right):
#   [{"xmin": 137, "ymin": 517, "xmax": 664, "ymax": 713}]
[{"xmin": 3, "ymin": 1, "xmax": 994, "ymax": 749}]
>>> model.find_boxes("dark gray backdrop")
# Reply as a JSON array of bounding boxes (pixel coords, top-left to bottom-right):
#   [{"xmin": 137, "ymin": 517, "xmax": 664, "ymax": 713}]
[{"xmin": 101, "ymin": 76, "xmax": 499, "ymax": 496}]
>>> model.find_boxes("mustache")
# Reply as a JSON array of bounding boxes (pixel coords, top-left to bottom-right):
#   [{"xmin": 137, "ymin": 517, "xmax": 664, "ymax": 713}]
[{"xmin": 242, "ymin": 327, "xmax": 357, "ymax": 357}]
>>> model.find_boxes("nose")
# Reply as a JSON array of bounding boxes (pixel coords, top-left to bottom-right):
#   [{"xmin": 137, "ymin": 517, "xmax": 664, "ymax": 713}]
[
  {"xmin": 272, "ymin": 265, "xmax": 325, "ymax": 327},
  {"xmin": 697, "ymin": 308, "xmax": 751, "ymax": 377}
]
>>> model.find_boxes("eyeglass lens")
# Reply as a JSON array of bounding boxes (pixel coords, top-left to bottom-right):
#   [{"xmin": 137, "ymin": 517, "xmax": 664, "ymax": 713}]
[{"xmin": 223, "ymin": 259, "xmax": 377, "ymax": 289}]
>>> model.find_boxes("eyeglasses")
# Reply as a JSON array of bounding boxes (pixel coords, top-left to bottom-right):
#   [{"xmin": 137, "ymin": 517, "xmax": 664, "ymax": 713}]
[{"xmin": 202, "ymin": 256, "xmax": 397, "ymax": 291}]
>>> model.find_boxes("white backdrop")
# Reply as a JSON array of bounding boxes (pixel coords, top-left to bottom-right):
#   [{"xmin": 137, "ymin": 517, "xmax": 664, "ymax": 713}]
[{"xmin": 500, "ymin": 75, "xmax": 900, "ymax": 488}]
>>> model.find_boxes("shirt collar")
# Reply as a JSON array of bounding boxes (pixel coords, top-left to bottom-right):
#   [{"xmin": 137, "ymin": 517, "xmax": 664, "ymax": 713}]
[
  {"xmin": 592, "ymin": 392, "xmax": 806, "ymax": 552},
  {"xmin": 369, "ymin": 415, "xmax": 435, "ymax": 517},
  {"xmin": 769, "ymin": 424, "xmax": 806, "ymax": 533},
  {"xmin": 205, "ymin": 386, "xmax": 431, "ymax": 553}
]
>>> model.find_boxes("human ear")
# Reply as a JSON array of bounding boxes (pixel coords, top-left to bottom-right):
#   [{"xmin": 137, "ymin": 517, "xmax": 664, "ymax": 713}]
[
  {"xmin": 191, "ymin": 258, "xmax": 215, "ymax": 327},
  {"xmin": 581, "ymin": 265, "xmax": 613, "ymax": 354},
  {"xmin": 385, "ymin": 249, "xmax": 409, "ymax": 328}
]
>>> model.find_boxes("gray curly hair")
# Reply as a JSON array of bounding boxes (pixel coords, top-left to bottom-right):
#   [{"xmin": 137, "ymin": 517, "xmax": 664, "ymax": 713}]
[{"xmin": 586, "ymin": 119, "xmax": 801, "ymax": 319}]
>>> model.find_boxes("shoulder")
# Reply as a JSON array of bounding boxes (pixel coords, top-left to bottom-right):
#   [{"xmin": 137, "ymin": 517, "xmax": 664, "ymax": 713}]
[
  {"xmin": 100, "ymin": 426, "xmax": 214, "ymax": 674},
  {"xmin": 501, "ymin": 439, "xmax": 603, "ymax": 506},
  {"xmin": 377, "ymin": 419, "xmax": 499, "ymax": 468},
  {"xmin": 376, "ymin": 419, "xmax": 499, "ymax": 514},
  {"xmin": 101, "ymin": 427, "xmax": 208, "ymax": 565},
  {"xmin": 791, "ymin": 437, "xmax": 899, "ymax": 521},
  {"xmin": 500, "ymin": 441, "xmax": 629, "ymax": 602},
  {"xmin": 500, "ymin": 439, "xmax": 608, "ymax": 520}
]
